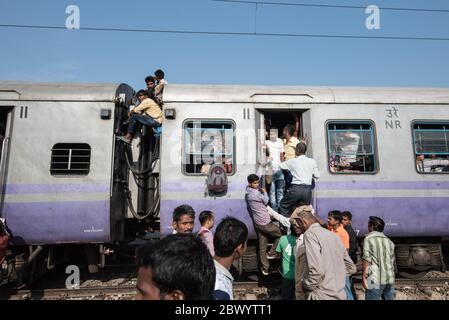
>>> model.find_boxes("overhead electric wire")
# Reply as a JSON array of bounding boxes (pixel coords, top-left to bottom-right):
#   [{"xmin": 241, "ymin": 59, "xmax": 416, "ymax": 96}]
[
  {"xmin": 0, "ymin": 24, "xmax": 449, "ymax": 41},
  {"xmin": 212, "ymin": 0, "xmax": 449, "ymax": 13}
]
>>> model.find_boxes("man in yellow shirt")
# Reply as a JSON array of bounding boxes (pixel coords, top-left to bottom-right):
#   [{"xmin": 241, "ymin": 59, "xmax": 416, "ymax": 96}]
[
  {"xmin": 282, "ymin": 125, "xmax": 300, "ymax": 191},
  {"xmin": 118, "ymin": 90, "xmax": 163, "ymax": 144},
  {"xmin": 283, "ymin": 125, "xmax": 300, "ymax": 161}
]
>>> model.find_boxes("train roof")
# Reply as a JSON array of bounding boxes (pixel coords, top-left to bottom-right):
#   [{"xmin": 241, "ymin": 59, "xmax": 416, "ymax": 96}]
[
  {"xmin": 1, "ymin": 81, "xmax": 449, "ymax": 104},
  {"xmin": 164, "ymin": 84, "xmax": 449, "ymax": 104},
  {"xmin": 0, "ymin": 81, "xmax": 132, "ymax": 102}
]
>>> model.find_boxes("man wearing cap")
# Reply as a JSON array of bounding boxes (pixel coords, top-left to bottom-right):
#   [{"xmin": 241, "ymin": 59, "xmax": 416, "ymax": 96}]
[
  {"xmin": 293, "ymin": 207, "xmax": 356, "ymax": 300},
  {"xmin": 289, "ymin": 206, "xmax": 310, "ymax": 300}
]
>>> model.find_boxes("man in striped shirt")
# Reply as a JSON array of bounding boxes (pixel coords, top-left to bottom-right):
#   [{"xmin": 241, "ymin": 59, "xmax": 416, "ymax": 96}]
[{"xmin": 362, "ymin": 216, "xmax": 396, "ymax": 300}]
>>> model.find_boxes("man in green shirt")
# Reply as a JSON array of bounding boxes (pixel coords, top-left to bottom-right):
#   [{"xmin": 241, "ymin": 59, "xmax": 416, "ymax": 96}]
[
  {"xmin": 362, "ymin": 216, "xmax": 396, "ymax": 300},
  {"xmin": 276, "ymin": 225, "xmax": 299, "ymax": 300}
]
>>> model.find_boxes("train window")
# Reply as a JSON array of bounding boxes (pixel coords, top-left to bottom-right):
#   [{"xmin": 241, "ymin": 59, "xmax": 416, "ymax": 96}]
[
  {"xmin": 327, "ymin": 121, "xmax": 378, "ymax": 174},
  {"xmin": 413, "ymin": 122, "xmax": 449, "ymax": 174},
  {"xmin": 50, "ymin": 143, "xmax": 91, "ymax": 176},
  {"xmin": 183, "ymin": 120, "xmax": 235, "ymax": 175}
]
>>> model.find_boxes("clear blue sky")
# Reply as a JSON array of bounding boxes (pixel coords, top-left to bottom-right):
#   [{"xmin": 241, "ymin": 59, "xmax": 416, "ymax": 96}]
[{"xmin": 1, "ymin": 0, "xmax": 449, "ymax": 90}]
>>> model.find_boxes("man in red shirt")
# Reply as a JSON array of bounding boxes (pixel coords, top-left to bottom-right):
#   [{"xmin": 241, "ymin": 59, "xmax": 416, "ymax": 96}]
[
  {"xmin": 0, "ymin": 220, "xmax": 9, "ymax": 266},
  {"xmin": 327, "ymin": 210, "xmax": 354, "ymax": 300},
  {"xmin": 327, "ymin": 210, "xmax": 350, "ymax": 250}
]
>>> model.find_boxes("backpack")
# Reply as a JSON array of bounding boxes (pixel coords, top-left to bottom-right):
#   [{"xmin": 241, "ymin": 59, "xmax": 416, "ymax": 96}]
[{"xmin": 206, "ymin": 164, "xmax": 228, "ymax": 197}]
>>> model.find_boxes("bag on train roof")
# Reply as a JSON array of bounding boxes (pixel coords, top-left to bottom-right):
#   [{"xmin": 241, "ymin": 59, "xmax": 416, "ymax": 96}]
[{"xmin": 206, "ymin": 164, "xmax": 228, "ymax": 197}]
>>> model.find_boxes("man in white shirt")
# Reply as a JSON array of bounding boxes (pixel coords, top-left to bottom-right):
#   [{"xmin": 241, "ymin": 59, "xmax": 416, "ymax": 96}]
[
  {"xmin": 212, "ymin": 217, "xmax": 248, "ymax": 300},
  {"xmin": 278, "ymin": 142, "xmax": 319, "ymax": 218},
  {"xmin": 265, "ymin": 127, "xmax": 285, "ymax": 212}
]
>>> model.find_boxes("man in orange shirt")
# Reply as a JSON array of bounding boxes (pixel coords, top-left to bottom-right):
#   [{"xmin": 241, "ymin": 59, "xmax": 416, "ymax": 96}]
[
  {"xmin": 327, "ymin": 210, "xmax": 350, "ymax": 250},
  {"xmin": 327, "ymin": 210, "xmax": 353, "ymax": 300}
]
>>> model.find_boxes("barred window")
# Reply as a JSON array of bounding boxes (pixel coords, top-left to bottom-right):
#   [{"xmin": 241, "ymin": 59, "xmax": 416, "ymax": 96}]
[
  {"xmin": 413, "ymin": 122, "xmax": 449, "ymax": 174},
  {"xmin": 183, "ymin": 120, "xmax": 235, "ymax": 175},
  {"xmin": 50, "ymin": 143, "xmax": 91, "ymax": 176},
  {"xmin": 327, "ymin": 122, "xmax": 378, "ymax": 174}
]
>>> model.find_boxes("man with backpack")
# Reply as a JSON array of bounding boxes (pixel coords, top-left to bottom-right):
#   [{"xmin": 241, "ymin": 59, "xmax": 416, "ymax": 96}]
[{"xmin": 245, "ymin": 174, "xmax": 282, "ymax": 275}]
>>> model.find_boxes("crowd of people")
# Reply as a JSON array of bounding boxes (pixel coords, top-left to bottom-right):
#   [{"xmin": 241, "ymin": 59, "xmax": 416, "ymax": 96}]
[
  {"xmin": 134, "ymin": 121, "xmax": 396, "ymax": 301},
  {"xmin": 136, "ymin": 202, "xmax": 395, "ymax": 301}
]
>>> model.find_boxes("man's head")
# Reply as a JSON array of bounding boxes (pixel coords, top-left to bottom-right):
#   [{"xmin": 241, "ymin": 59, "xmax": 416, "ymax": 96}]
[
  {"xmin": 247, "ymin": 174, "xmax": 260, "ymax": 189},
  {"xmin": 199, "ymin": 210, "xmax": 214, "ymax": 230},
  {"xmin": 283, "ymin": 125, "xmax": 295, "ymax": 139},
  {"xmin": 145, "ymin": 76, "xmax": 156, "ymax": 89},
  {"xmin": 368, "ymin": 216, "xmax": 385, "ymax": 233},
  {"xmin": 296, "ymin": 142, "xmax": 307, "ymax": 156},
  {"xmin": 136, "ymin": 89, "xmax": 148, "ymax": 102},
  {"xmin": 214, "ymin": 217, "xmax": 248, "ymax": 260},
  {"xmin": 0, "ymin": 220, "xmax": 7, "ymax": 236},
  {"xmin": 172, "ymin": 205, "xmax": 195, "ymax": 234},
  {"xmin": 291, "ymin": 205, "xmax": 317, "ymax": 234},
  {"xmin": 269, "ymin": 127, "xmax": 279, "ymax": 142},
  {"xmin": 155, "ymin": 69, "xmax": 165, "ymax": 80},
  {"xmin": 328, "ymin": 210, "xmax": 343, "ymax": 229},
  {"xmin": 136, "ymin": 234, "xmax": 215, "ymax": 300},
  {"xmin": 342, "ymin": 211, "xmax": 352, "ymax": 227}
]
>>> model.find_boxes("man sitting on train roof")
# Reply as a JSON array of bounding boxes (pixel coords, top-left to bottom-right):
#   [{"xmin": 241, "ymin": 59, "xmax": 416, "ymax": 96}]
[{"xmin": 117, "ymin": 90, "xmax": 163, "ymax": 144}]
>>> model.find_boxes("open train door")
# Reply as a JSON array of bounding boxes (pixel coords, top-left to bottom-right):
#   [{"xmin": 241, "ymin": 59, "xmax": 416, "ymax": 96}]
[
  {"xmin": 0, "ymin": 91, "xmax": 18, "ymax": 216},
  {"xmin": 254, "ymin": 109, "xmax": 267, "ymax": 189}
]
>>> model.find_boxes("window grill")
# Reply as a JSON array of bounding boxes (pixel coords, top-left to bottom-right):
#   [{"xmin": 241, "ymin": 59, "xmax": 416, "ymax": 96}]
[
  {"xmin": 183, "ymin": 120, "xmax": 235, "ymax": 175},
  {"xmin": 327, "ymin": 122, "xmax": 378, "ymax": 174},
  {"xmin": 50, "ymin": 143, "xmax": 91, "ymax": 176},
  {"xmin": 413, "ymin": 122, "xmax": 449, "ymax": 174}
]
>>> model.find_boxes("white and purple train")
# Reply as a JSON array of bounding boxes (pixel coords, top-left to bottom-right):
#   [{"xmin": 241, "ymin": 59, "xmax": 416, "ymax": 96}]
[{"xmin": 1, "ymin": 81, "xmax": 448, "ymax": 284}]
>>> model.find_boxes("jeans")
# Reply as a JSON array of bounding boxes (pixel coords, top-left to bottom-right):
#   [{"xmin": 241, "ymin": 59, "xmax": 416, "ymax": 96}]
[
  {"xmin": 345, "ymin": 276, "xmax": 354, "ymax": 300},
  {"xmin": 128, "ymin": 114, "xmax": 161, "ymax": 135},
  {"xmin": 365, "ymin": 284, "xmax": 395, "ymax": 300},
  {"xmin": 269, "ymin": 170, "xmax": 285, "ymax": 212}
]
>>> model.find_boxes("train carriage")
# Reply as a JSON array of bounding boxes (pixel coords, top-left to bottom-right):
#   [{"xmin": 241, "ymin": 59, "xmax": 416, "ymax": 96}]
[
  {"xmin": 160, "ymin": 84, "xmax": 449, "ymax": 273},
  {"xmin": 1, "ymin": 81, "xmax": 448, "ymax": 285}
]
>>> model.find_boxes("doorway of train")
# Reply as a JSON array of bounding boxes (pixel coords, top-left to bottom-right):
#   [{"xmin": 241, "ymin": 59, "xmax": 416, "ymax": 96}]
[
  {"xmin": 239, "ymin": 108, "xmax": 311, "ymax": 275},
  {"xmin": 0, "ymin": 106, "xmax": 13, "ymax": 214},
  {"xmin": 254, "ymin": 108, "xmax": 312, "ymax": 188}
]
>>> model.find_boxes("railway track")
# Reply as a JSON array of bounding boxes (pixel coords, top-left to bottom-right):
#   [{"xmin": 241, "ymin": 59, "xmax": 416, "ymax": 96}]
[
  {"xmin": 2, "ymin": 275, "xmax": 448, "ymax": 300},
  {"xmin": 0, "ymin": 285, "xmax": 137, "ymax": 300}
]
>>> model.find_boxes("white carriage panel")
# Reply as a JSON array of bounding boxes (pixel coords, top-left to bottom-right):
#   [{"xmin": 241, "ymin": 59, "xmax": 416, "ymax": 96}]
[{"xmin": 6, "ymin": 101, "xmax": 115, "ymax": 187}]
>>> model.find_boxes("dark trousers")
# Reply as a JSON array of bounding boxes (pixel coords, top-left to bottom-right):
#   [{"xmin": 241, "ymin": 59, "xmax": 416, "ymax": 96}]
[
  {"xmin": 255, "ymin": 222, "xmax": 282, "ymax": 271},
  {"xmin": 281, "ymin": 278, "xmax": 296, "ymax": 300},
  {"xmin": 278, "ymin": 184, "xmax": 312, "ymax": 217},
  {"xmin": 128, "ymin": 114, "xmax": 161, "ymax": 135}
]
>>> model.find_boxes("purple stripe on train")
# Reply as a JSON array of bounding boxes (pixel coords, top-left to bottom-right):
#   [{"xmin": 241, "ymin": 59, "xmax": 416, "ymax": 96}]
[
  {"xmin": 316, "ymin": 197, "xmax": 449, "ymax": 237},
  {"xmin": 316, "ymin": 181, "xmax": 449, "ymax": 190},
  {"xmin": 160, "ymin": 197, "xmax": 449, "ymax": 238},
  {"xmin": 4, "ymin": 183, "xmax": 110, "ymax": 194},
  {"xmin": 3, "ymin": 201, "xmax": 110, "ymax": 245},
  {"xmin": 161, "ymin": 181, "xmax": 449, "ymax": 193}
]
